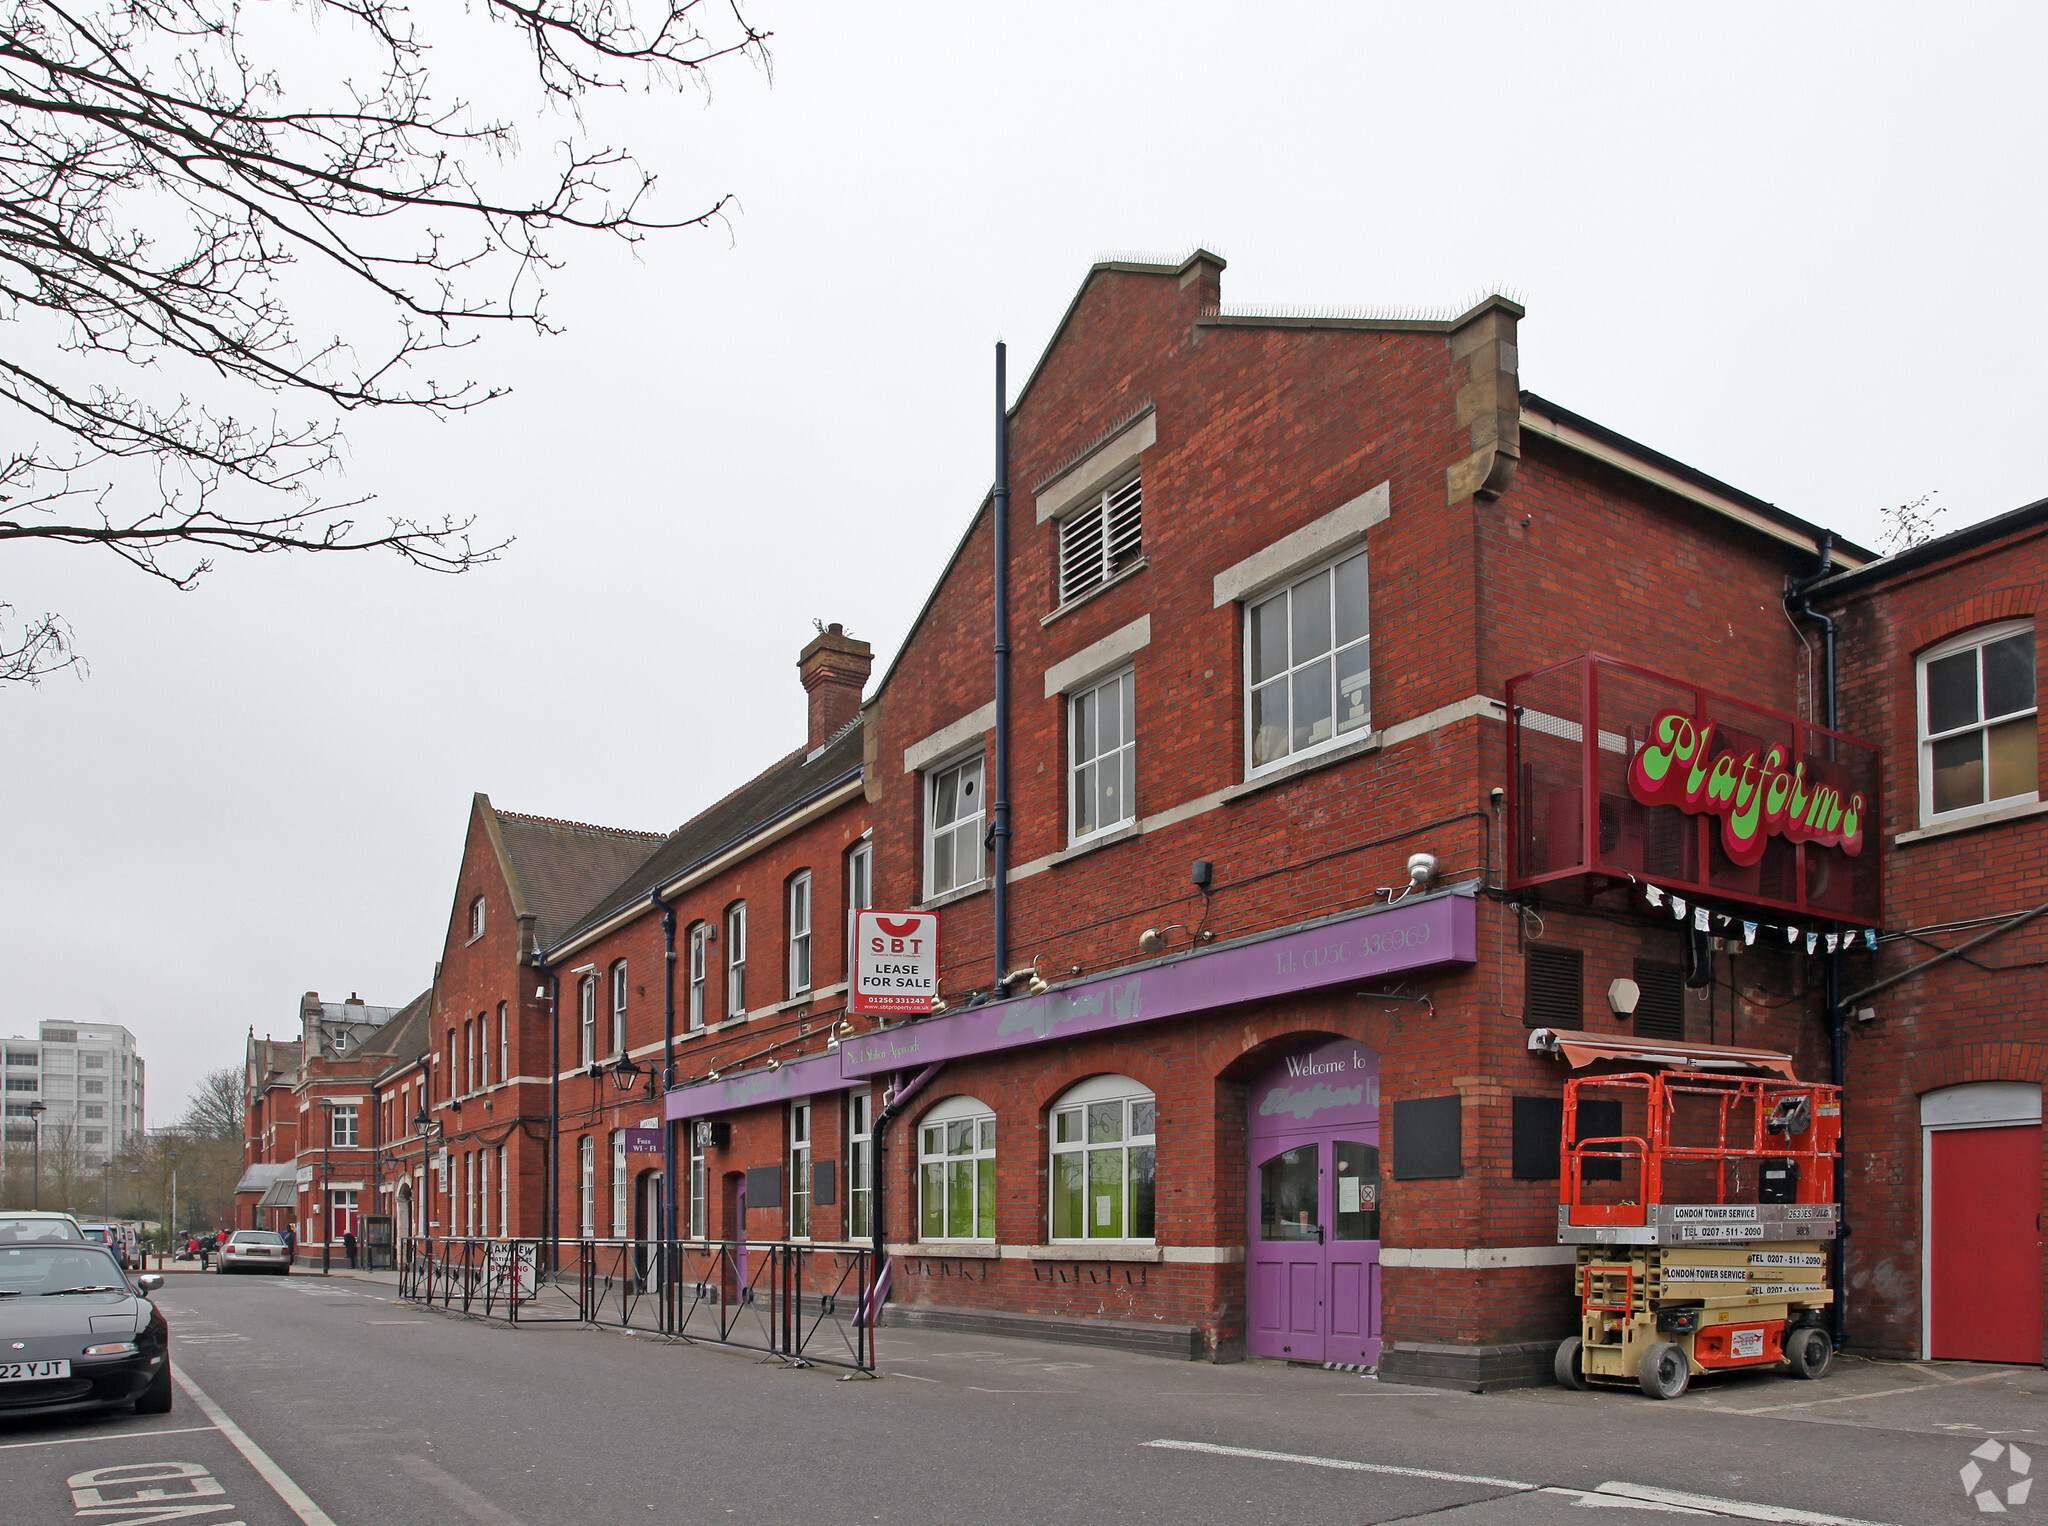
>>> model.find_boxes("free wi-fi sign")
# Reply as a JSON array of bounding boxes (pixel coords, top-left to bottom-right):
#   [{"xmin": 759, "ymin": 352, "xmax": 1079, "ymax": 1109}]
[{"xmin": 850, "ymin": 910, "xmax": 940, "ymax": 1015}]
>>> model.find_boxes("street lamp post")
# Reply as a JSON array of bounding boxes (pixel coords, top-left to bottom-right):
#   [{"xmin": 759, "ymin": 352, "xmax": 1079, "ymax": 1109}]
[
  {"xmin": 316, "ymin": 1100, "xmax": 335, "ymax": 1275},
  {"xmin": 412, "ymin": 1107, "xmax": 445, "ymax": 1249},
  {"xmin": 25, "ymin": 1101, "xmax": 47, "ymax": 1209},
  {"xmin": 167, "ymin": 1149, "xmax": 180, "ymax": 1259}
]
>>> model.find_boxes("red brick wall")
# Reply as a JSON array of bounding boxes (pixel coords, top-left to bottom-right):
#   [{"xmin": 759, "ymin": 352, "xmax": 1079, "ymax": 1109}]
[{"xmin": 1821, "ymin": 520, "xmax": 2048, "ymax": 1358}]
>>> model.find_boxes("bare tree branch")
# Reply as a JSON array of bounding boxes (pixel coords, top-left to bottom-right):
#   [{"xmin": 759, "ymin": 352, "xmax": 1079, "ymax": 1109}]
[{"xmin": 0, "ymin": 0, "xmax": 768, "ymax": 674}]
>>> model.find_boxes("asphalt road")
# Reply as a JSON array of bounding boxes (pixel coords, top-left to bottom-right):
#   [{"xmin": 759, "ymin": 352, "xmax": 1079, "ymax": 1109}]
[{"xmin": 4, "ymin": 1270, "xmax": 2043, "ymax": 1526}]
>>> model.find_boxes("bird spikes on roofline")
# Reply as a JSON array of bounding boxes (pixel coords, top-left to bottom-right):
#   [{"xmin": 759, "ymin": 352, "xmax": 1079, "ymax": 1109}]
[{"xmin": 1211, "ymin": 286, "xmax": 1528, "ymax": 326}]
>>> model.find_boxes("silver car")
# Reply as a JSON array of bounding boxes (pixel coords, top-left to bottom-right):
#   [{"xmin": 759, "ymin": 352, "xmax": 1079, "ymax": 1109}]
[{"xmin": 217, "ymin": 1229, "xmax": 291, "ymax": 1275}]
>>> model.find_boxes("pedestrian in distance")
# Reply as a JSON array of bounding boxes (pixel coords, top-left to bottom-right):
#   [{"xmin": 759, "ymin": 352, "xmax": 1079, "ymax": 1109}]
[
  {"xmin": 342, "ymin": 1229, "xmax": 358, "ymax": 1269},
  {"xmin": 282, "ymin": 1223, "xmax": 297, "ymax": 1266},
  {"xmin": 198, "ymin": 1235, "xmax": 212, "ymax": 1271}
]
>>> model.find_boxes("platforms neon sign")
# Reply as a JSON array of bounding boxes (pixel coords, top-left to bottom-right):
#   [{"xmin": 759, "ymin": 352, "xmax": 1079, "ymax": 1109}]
[{"xmin": 1627, "ymin": 711, "xmax": 1866, "ymax": 865}]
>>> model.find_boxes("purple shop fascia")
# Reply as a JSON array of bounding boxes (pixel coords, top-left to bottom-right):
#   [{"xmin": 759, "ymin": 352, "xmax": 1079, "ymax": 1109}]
[{"xmin": 664, "ymin": 885, "xmax": 1480, "ymax": 1121}]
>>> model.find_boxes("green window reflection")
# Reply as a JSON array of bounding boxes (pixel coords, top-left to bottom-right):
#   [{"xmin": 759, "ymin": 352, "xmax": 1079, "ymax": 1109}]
[
  {"xmin": 916, "ymin": 1100, "xmax": 996, "ymax": 1240},
  {"xmin": 1050, "ymin": 1078, "xmax": 1157, "ymax": 1242}
]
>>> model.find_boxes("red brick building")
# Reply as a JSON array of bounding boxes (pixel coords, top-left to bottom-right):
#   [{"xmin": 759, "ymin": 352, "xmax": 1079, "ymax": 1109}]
[
  {"xmin": 240, "ymin": 992, "xmax": 428, "ymax": 1264},
  {"xmin": 392, "ymin": 797, "xmax": 666, "ymax": 1246},
  {"xmin": 300, "ymin": 251, "xmax": 2039, "ymax": 1383},
  {"xmin": 535, "ymin": 624, "xmax": 875, "ymax": 1249},
  {"xmin": 511, "ymin": 251, "xmax": 1897, "ymax": 1387},
  {"xmin": 1813, "ymin": 499, "xmax": 2046, "ymax": 1365}
]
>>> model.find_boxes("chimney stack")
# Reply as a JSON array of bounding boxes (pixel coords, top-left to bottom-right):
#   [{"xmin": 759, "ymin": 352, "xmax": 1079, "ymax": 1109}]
[{"xmin": 799, "ymin": 623, "xmax": 873, "ymax": 750}]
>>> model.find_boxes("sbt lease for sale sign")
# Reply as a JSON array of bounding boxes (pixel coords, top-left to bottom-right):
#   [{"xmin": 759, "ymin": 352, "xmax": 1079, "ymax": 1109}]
[{"xmin": 852, "ymin": 910, "xmax": 940, "ymax": 1014}]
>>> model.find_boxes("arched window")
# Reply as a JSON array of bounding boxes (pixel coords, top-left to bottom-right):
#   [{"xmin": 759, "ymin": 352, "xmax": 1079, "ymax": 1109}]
[
  {"xmin": 917, "ymin": 1095, "xmax": 995, "ymax": 1241},
  {"xmin": 686, "ymin": 923, "xmax": 709, "ymax": 1031},
  {"xmin": 609, "ymin": 960, "xmax": 629, "ymax": 1056},
  {"xmin": 1050, "ymin": 1075, "xmax": 1156, "ymax": 1242},
  {"xmin": 578, "ymin": 976, "xmax": 598, "ymax": 1068},
  {"xmin": 725, "ymin": 903, "xmax": 748, "ymax": 1017},
  {"xmin": 577, "ymin": 1135, "xmax": 595, "ymax": 1239},
  {"xmin": 787, "ymin": 872, "xmax": 813, "ymax": 996}
]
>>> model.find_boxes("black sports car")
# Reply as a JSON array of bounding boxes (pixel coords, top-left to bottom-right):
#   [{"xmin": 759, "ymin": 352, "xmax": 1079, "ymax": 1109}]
[{"xmin": 0, "ymin": 1241, "xmax": 171, "ymax": 1419}]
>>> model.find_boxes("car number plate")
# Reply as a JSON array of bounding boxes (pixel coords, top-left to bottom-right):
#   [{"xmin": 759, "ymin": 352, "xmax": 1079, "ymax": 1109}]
[{"xmin": 0, "ymin": 1359, "xmax": 71, "ymax": 1381}]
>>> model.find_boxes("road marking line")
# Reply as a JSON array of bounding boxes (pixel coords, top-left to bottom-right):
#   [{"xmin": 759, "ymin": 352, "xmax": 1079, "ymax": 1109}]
[
  {"xmin": 393, "ymin": 1453, "xmax": 531, "ymax": 1526},
  {"xmin": 1141, "ymin": 1438, "xmax": 1531, "ymax": 1489},
  {"xmin": 1593, "ymin": 1482, "xmax": 1903, "ymax": 1525},
  {"xmin": 968, "ymin": 1386, "xmax": 1079, "ymax": 1394},
  {"xmin": 0, "ymin": 1424, "xmax": 220, "ymax": 1451},
  {"xmin": 887, "ymin": 1372, "xmax": 941, "ymax": 1382},
  {"xmin": 173, "ymin": 1363, "xmax": 339, "ymax": 1526},
  {"xmin": 1717, "ymin": 1368, "xmax": 2013, "ymax": 1414},
  {"xmin": 1538, "ymin": 1487, "xmax": 1715, "ymax": 1516},
  {"xmin": 1143, "ymin": 1441, "xmax": 1907, "ymax": 1524}
]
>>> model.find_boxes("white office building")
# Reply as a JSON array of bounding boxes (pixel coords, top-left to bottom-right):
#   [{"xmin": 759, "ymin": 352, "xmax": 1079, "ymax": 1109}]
[{"xmin": 2, "ymin": 1021, "xmax": 146, "ymax": 1163}]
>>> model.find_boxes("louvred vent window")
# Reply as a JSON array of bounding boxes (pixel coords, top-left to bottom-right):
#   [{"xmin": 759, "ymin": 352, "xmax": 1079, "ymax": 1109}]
[
  {"xmin": 1524, "ymin": 947, "xmax": 1584, "ymax": 1030},
  {"xmin": 1058, "ymin": 473, "xmax": 1143, "ymax": 604},
  {"xmin": 1633, "ymin": 961, "xmax": 1686, "ymax": 1039}
]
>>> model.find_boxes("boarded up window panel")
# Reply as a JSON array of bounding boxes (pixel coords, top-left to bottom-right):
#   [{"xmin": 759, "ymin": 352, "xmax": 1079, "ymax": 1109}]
[
  {"xmin": 1512, "ymin": 1095, "xmax": 1563, "ymax": 1180},
  {"xmin": 744, "ymin": 1166, "xmax": 783, "ymax": 1209},
  {"xmin": 1392, "ymin": 1095, "xmax": 1462, "ymax": 1180},
  {"xmin": 813, "ymin": 1159, "xmax": 836, "ymax": 1207},
  {"xmin": 1524, "ymin": 947, "xmax": 1584, "ymax": 1029},
  {"xmin": 1634, "ymin": 961, "xmax": 1686, "ymax": 1039}
]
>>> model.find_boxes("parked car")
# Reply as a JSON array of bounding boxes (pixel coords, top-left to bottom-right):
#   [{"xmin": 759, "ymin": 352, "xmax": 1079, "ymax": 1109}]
[
  {"xmin": 0, "ymin": 1212, "xmax": 85, "ymax": 1244},
  {"xmin": 76, "ymin": 1224, "xmax": 132, "ymax": 1269},
  {"xmin": 0, "ymin": 1240, "xmax": 170, "ymax": 1418},
  {"xmin": 217, "ymin": 1230, "xmax": 291, "ymax": 1275}
]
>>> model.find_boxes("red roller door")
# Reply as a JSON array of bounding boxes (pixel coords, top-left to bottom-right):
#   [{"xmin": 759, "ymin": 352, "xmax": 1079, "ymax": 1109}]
[{"xmin": 1929, "ymin": 1124, "xmax": 2043, "ymax": 1363}]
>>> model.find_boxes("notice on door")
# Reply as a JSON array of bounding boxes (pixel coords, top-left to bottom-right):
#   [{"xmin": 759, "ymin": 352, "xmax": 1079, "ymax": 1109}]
[{"xmin": 851, "ymin": 911, "xmax": 941, "ymax": 1014}]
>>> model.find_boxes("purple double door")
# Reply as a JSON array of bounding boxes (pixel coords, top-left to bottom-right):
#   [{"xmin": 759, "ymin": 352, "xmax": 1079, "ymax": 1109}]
[{"xmin": 1245, "ymin": 1038, "xmax": 1381, "ymax": 1366}]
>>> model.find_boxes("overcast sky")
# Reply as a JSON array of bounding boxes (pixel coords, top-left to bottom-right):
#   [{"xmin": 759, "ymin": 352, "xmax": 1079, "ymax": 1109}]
[{"xmin": 5, "ymin": 3, "xmax": 2042, "ymax": 1123}]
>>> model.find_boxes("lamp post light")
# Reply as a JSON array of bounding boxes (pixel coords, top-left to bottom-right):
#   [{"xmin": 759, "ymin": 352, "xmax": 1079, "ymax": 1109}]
[
  {"xmin": 412, "ymin": 1107, "xmax": 445, "ymax": 1244},
  {"xmin": 167, "ymin": 1148, "xmax": 180, "ymax": 1253},
  {"xmin": 25, "ymin": 1101, "xmax": 47, "ymax": 1208}
]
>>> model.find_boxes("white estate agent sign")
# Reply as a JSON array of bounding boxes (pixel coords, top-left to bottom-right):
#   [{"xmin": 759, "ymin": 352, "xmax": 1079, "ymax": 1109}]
[{"xmin": 851, "ymin": 910, "xmax": 940, "ymax": 1015}]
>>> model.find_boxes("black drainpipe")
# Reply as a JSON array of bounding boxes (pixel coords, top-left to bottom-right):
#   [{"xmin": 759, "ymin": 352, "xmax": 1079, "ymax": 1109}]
[
  {"xmin": 1786, "ymin": 531, "xmax": 1847, "ymax": 1350},
  {"xmin": 536, "ymin": 951, "xmax": 560, "ymax": 1268},
  {"xmin": 654, "ymin": 890, "xmax": 678, "ymax": 1242},
  {"xmin": 991, "ymin": 342, "xmax": 1012, "ymax": 986},
  {"xmin": 867, "ymin": 1062, "xmax": 947, "ymax": 1328}
]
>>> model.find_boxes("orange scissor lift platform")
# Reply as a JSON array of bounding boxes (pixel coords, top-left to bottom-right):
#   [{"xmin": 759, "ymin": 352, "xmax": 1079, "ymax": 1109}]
[{"xmin": 1553, "ymin": 1068, "xmax": 1841, "ymax": 1399}]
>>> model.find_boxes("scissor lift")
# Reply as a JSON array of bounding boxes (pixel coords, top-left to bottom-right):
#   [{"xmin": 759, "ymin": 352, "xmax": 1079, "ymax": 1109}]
[{"xmin": 1553, "ymin": 1068, "xmax": 1841, "ymax": 1398}]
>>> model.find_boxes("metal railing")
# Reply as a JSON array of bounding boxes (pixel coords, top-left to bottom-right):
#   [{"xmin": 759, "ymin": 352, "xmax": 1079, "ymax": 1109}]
[{"xmin": 399, "ymin": 1237, "xmax": 875, "ymax": 1371}]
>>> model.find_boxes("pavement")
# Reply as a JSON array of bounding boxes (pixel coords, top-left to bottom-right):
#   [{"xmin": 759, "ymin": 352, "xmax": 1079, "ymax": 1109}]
[{"xmin": 4, "ymin": 1271, "xmax": 2042, "ymax": 1525}]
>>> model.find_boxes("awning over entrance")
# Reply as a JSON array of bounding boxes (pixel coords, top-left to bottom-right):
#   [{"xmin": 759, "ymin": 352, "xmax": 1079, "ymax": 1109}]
[
  {"xmin": 256, "ymin": 1177, "xmax": 297, "ymax": 1210},
  {"xmin": 234, "ymin": 1161, "xmax": 292, "ymax": 1196},
  {"xmin": 1527, "ymin": 1027, "xmax": 1798, "ymax": 1078}
]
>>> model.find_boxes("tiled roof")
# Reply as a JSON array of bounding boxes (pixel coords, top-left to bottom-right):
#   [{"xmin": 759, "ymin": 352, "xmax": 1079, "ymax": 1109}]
[
  {"xmin": 492, "ymin": 806, "xmax": 665, "ymax": 950},
  {"xmin": 553, "ymin": 721, "xmax": 865, "ymax": 954},
  {"xmin": 361, "ymin": 989, "xmax": 433, "ymax": 1077}
]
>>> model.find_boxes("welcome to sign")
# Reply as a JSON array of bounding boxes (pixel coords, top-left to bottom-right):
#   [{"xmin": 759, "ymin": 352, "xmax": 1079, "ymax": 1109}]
[{"xmin": 1628, "ymin": 710, "xmax": 1867, "ymax": 867}]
